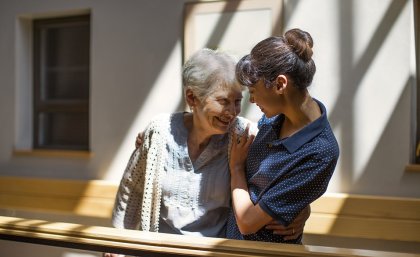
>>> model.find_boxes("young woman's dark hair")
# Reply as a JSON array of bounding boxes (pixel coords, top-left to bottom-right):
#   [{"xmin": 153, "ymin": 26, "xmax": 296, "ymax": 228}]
[{"xmin": 236, "ymin": 28, "xmax": 316, "ymax": 90}]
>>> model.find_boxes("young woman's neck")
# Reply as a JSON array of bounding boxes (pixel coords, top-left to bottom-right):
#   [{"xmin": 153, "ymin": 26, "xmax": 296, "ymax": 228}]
[{"xmin": 280, "ymin": 89, "xmax": 321, "ymax": 138}]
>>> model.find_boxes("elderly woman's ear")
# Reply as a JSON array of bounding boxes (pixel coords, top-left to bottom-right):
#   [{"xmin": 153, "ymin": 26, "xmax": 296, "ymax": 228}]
[{"xmin": 185, "ymin": 88, "xmax": 197, "ymax": 109}]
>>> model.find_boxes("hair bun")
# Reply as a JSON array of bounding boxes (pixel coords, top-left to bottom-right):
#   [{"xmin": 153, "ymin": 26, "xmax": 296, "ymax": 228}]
[{"xmin": 285, "ymin": 28, "xmax": 313, "ymax": 62}]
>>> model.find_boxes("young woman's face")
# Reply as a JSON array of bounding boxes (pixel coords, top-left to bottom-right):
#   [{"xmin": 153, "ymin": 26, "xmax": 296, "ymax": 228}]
[
  {"xmin": 248, "ymin": 80, "xmax": 280, "ymax": 118},
  {"xmin": 194, "ymin": 86, "xmax": 243, "ymax": 135}
]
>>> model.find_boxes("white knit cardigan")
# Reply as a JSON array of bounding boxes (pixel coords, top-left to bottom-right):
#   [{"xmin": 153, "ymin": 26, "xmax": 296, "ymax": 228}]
[{"xmin": 112, "ymin": 114, "xmax": 253, "ymax": 232}]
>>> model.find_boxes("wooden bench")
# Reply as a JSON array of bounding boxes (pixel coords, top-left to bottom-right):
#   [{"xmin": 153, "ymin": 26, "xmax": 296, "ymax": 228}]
[
  {"xmin": 0, "ymin": 176, "xmax": 117, "ymax": 219},
  {"xmin": 0, "ymin": 176, "xmax": 419, "ymax": 244}
]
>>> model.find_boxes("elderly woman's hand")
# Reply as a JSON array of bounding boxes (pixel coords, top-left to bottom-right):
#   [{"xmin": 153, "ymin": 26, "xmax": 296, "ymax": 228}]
[
  {"xmin": 265, "ymin": 205, "xmax": 311, "ymax": 240},
  {"xmin": 135, "ymin": 131, "xmax": 145, "ymax": 148}
]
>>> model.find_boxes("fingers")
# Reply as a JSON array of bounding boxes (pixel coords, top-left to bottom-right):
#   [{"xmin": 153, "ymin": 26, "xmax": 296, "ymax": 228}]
[
  {"xmin": 234, "ymin": 130, "xmax": 240, "ymax": 144},
  {"xmin": 283, "ymin": 225, "xmax": 304, "ymax": 240},
  {"xmin": 135, "ymin": 132, "xmax": 145, "ymax": 148},
  {"xmin": 244, "ymin": 123, "xmax": 250, "ymax": 135},
  {"xmin": 267, "ymin": 224, "xmax": 303, "ymax": 240},
  {"xmin": 103, "ymin": 254, "xmax": 123, "ymax": 257},
  {"xmin": 235, "ymin": 123, "xmax": 255, "ymax": 145},
  {"xmin": 265, "ymin": 222, "xmax": 287, "ymax": 234},
  {"xmin": 265, "ymin": 221, "xmax": 304, "ymax": 240}
]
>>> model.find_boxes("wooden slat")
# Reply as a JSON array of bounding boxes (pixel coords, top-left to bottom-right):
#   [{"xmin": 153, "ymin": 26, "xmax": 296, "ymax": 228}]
[
  {"xmin": 0, "ymin": 177, "xmax": 117, "ymax": 218},
  {"xmin": 306, "ymin": 213, "xmax": 420, "ymax": 242},
  {"xmin": 0, "ymin": 176, "xmax": 118, "ymax": 198},
  {"xmin": 0, "ymin": 216, "xmax": 419, "ymax": 257},
  {"xmin": 0, "ymin": 194, "xmax": 113, "ymax": 218},
  {"xmin": 311, "ymin": 193, "xmax": 420, "ymax": 220}
]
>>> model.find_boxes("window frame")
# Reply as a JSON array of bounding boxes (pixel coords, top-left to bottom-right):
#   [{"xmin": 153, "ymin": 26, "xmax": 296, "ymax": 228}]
[
  {"xmin": 32, "ymin": 15, "xmax": 91, "ymax": 151},
  {"xmin": 414, "ymin": 0, "xmax": 420, "ymax": 164}
]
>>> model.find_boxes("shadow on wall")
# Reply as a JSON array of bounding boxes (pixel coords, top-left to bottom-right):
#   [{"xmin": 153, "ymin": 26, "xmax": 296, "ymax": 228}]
[
  {"xmin": 328, "ymin": 0, "xmax": 409, "ymax": 192},
  {"xmin": 354, "ymin": 77, "xmax": 420, "ymax": 195},
  {"xmin": 96, "ymin": 1, "xmax": 186, "ymax": 179}
]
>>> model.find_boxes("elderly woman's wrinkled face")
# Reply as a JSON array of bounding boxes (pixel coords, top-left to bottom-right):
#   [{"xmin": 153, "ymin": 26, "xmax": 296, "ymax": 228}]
[{"xmin": 195, "ymin": 86, "xmax": 243, "ymax": 135}]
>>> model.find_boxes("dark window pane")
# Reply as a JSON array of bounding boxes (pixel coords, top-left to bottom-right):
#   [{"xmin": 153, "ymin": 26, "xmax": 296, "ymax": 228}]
[
  {"xmin": 38, "ymin": 112, "xmax": 89, "ymax": 150},
  {"xmin": 39, "ymin": 20, "xmax": 90, "ymax": 100},
  {"xmin": 43, "ymin": 25, "xmax": 90, "ymax": 67},
  {"xmin": 44, "ymin": 68, "xmax": 89, "ymax": 100}
]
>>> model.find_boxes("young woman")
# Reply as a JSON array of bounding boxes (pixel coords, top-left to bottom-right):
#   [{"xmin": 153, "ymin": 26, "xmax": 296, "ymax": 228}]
[{"xmin": 228, "ymin": 28, "xmax": 340, "ymax": 244}]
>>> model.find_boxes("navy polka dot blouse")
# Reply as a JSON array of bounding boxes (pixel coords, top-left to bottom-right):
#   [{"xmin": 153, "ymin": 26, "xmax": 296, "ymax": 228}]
[{"xmin": 226, "ymin": 99, "xmax": 339, "ymax": 244}]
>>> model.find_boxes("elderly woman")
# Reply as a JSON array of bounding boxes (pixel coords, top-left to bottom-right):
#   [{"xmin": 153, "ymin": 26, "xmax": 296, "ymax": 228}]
[
  {"xmin": 228, "ymin": 29, "xmax": 340, "ymax": 244},
  {"xmin": 111, "ymin": 49, "xmax": 309, "ymax": 242}
]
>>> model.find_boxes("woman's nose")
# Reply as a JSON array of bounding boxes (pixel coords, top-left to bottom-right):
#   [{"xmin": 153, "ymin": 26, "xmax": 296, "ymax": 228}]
[{"xmin": 226, "ymin": 103, "xmax": 238, "ymax": 117}]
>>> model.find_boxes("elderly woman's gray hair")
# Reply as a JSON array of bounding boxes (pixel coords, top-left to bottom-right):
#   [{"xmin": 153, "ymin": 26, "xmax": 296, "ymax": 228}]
[{"xmin": 182, "ymin": 48, "xmax": 242, "ymax": 101}]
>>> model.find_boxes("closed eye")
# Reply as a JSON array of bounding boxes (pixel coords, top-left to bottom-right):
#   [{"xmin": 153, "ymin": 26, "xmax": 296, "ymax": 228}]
[{"xmin": 217, "ymin": 99, "xmax": 229, "ymax": 105}]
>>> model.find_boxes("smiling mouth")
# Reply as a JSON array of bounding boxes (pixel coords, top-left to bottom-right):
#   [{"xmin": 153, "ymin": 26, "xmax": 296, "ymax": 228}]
[{"xmin": 216, "ymin": 116, "xmax": 232, "ymax": 126}]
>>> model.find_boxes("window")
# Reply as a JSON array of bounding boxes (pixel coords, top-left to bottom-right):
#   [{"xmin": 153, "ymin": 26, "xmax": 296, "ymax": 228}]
[{"xmin": 33, "ymin": 15, "xmax": 90, "ymax": 150}]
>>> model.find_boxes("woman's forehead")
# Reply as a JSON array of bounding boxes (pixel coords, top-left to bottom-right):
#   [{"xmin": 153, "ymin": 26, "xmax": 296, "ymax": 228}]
[{"xmin": 210, "ymin": 86, "xmax": 242, "ymax": 97}]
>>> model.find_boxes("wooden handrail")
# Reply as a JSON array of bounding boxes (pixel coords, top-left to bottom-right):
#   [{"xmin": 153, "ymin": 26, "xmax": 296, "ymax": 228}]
[{"xmin": 0, "ymin": 216, "xmax": 419, "ymax": 257}]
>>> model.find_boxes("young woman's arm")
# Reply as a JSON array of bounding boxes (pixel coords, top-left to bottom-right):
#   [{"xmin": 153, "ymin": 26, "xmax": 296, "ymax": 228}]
[
  {"xmin": 230, "ymin": 162, "xmax": 272, "ymax": 234},
  {"xmin": 229, "ymin": 126, "xmax": 271, "ymax": 234}
]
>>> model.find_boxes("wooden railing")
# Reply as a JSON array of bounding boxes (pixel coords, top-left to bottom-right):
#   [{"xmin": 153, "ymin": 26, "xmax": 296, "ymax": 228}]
[
  {"xmin": 0, "ymin": 176, "xmax": 420, "ymax": 244},
  {"xmin": 0, "ymin": 216, "xmax": 419, "ymax": 257}
]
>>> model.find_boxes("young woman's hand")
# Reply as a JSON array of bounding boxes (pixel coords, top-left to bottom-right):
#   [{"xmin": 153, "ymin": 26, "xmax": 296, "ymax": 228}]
[
  {"xmin": 229, "ymin": 123, "xmax": 255, "ymax": 173},
  {"xmin": 265, "ymin": 205, "xmax": 311, "ymax": 240},
  {"xmin": 103, "ymin": 253, "xmax": 124, "ymax": 257}
]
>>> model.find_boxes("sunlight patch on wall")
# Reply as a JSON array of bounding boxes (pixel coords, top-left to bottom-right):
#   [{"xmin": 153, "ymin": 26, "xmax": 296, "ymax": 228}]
[
  {"xmin": 353, "ymin": 2, "xmax": 411, "ymax": 180},
  {"xmin": 104, "ymin": 42, "xmax": 183, "ymax": 180},
  {"xmin": 351, "ymin": 0, "xmax": 394, "ymax": 66},
  {"xmin": 193, "ymin": 9, "xmax": 271, "ymax": 59}
]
